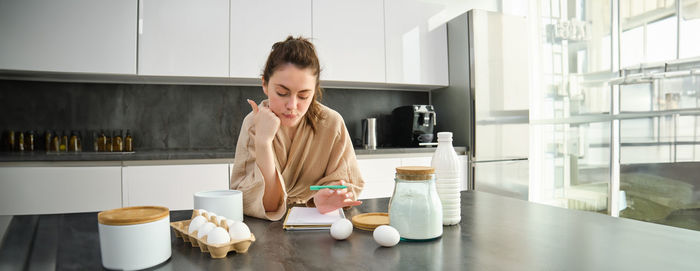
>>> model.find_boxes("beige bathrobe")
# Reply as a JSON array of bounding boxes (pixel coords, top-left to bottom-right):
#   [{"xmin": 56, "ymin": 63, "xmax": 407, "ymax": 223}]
[{"xmin": 230, "ymin": 101, "xmax": 364, "ymax": 221}]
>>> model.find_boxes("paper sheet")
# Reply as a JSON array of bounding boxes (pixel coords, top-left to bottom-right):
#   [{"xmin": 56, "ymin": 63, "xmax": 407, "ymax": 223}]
[{"xmin": 284, "ymin": 207, "xmax": 344, "ymax": 226}]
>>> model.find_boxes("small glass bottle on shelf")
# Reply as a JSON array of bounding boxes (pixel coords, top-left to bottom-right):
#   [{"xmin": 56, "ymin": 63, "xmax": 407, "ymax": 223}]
[
  {"xmin": 69, "ymin": 131, "xmax": 78, "ymax": 152},
  {"xmin": 8, "ymin": 130, "xmax": 15, "ymax": 152},
  {"xmin": 51, "ymin": 131, "xmax": 60, "ymax": 152},
  {"xmin": 44, "ymin": 130, "xmax": 52, "ymax": 152},
  {"xmin": 27, "ymin": 130, "xmax": 35, "ymax": 152},
  {"xmin": 97, "ymin": 130, "xmax": 106, "ymax": 152},
  {"xmin": 124, "ymin": 129, "xmax": 134, "ymax": 152},
  {"xmin": 77, "ymin": 131, "xmax": 82, "ymax": 152},
  {"xmin": 92, "ymin": 131, "xmax": 99, "ymax": 152},
  {"xmin": 106, "ymin": 131, "xmax": 113, "ymax": 152},
  {"xmin": 113, "ymin": 130, "xmax": 123, "ymax": 152},
  {"xmin": 17, "ymin": 131, "xmax": 25, "ymax": 151},
  {"xmin": 60, "ymin": 131, "xmax": 68, "ymax": 152}
]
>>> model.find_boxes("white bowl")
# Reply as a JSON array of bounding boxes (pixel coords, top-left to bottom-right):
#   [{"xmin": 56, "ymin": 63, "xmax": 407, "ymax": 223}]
[{"xmin": 194, "ymin": 190, "xmax": 244, "ymax": 222}]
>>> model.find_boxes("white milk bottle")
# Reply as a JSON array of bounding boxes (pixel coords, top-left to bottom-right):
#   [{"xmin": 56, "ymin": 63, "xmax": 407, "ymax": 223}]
[{"xmin": 431, "ymin": 132, "xmax": 461, "ymax": 225}]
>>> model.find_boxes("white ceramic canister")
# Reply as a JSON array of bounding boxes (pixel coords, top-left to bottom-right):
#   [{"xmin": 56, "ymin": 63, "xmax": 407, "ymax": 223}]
[{"xmin": 98, "ymin": 206, "xmax": 171, "ymax": 270}]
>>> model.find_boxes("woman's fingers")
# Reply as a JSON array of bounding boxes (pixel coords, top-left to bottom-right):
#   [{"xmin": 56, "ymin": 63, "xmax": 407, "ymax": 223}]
[
  {"xmin": 247, "ymin": 99, "xmax": 259, "ymax": 113},
  {"xmin": 342, "ymin": 199, "xmax": 362, "ymax": 207}
]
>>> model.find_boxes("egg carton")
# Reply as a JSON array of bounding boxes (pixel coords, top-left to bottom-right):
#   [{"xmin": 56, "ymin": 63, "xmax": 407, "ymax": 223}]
[{"xmin": 170, "ymin": 211, "xmax": 255, "ymax": 259}]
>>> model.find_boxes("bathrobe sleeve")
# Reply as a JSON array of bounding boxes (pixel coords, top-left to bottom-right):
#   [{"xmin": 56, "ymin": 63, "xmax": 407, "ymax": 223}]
[
  {"xmin": 230, "ymin": 113, "xmax": 288, "ymax": 221},
  {"xmin": 309, "ymin": 111, "xmax": 365, "ymax": 203}
]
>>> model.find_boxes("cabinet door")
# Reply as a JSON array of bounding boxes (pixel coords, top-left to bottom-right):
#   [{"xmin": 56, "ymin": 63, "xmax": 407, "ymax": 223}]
[
  {"xmin": 138, "ymin": 0, "xmax": 229, "ymax": 77},
  {"xmin": 403, "ymin": 155, "xmax": 468, "ymax": 191},
  {"xmin": 122, "ymin": 164, "xmax": 229, "ymax": 210},
  {"xmin": 0, "ymin": 166, "xmax": 122, "ymax": 215},
  {"xmin": 384, "ymin": 0, "xmax": 448, "ymax": 85},
  {"xmin": 401, "ymin": 156, "xmax": 432, "ymax": 167},
  {"xmin": 356, "ymin": 158, "xmax": 401, "ymax": 199},
  {"xmin": 312, "ymin": 0, "xmax": 385, "ymax": 83},
  {"xmin": 0, "ymin": 0, "xmax": 137, "ymax": 74},
  {"xmin": 230, "ymin": 0, "xmax": 312, "ymax": 78}
]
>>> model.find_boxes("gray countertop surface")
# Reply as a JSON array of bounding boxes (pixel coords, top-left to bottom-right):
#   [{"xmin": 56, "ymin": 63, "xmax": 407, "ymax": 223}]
[
  {"xmin": 0, "ymin": 147, "xmax": 467, "ymax": 162},
  {"xmin": 1, "ymin": 191, "xmax": 699, "ymax": 271}
]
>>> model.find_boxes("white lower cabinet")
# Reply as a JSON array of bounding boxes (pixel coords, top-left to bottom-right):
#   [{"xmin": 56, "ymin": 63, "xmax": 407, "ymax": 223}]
[
  {"xmin": 356, "ymin": 158, "xmax": 402, "ymax": 199},
  {"xmin": 0, "ymin": 165, "xmax": 122, "ymax": 215},
  {"xmin": 357, "ymin": 154, "xmax": 468, "ymax": 199},
  {"xmin": 122, "ymin": 163, "xmax": 229, "ymax": 211}
]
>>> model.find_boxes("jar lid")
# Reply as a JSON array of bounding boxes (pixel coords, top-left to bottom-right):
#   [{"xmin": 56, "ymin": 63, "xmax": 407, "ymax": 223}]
[
  {"xmin": 396, "ymin": 166, "xmax": 435, "ymax": 175},
  {"xmin": 98, "ymin": 206, "xmax": 169, "ymax": 226},
  {"xmin": 396, "ymin": 166, "xmax": 435, "ymax": 181}
]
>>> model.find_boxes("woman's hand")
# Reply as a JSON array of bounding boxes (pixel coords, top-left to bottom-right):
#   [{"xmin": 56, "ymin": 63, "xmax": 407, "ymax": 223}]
[
  {"xmin": 247, "ymin": 99, "xmax": 280, "ymax": 145},
  {"xmin": 313, "ymin": 180, "xmax": 362, "ymax": 214}
]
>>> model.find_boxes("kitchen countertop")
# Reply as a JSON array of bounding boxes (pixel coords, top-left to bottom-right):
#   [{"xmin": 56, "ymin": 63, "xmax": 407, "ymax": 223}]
[
  {"xmin": 0, "ymin": 147, "xmax": 467, "ymax": 162},
  {"xmin": 1, "ymin": 191, "xmax": 699, "ymax": 270}
]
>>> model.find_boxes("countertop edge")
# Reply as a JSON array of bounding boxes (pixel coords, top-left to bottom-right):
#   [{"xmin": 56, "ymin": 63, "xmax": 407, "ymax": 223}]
[{"xmin": 0, "ymin": 147, "xmax": 467, "ymax": 163}]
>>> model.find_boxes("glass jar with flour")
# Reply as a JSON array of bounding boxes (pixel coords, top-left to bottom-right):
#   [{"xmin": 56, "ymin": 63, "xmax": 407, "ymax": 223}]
[{"xmin": 389, "ymin": 166, "xmax": 443, "ymax": 240}]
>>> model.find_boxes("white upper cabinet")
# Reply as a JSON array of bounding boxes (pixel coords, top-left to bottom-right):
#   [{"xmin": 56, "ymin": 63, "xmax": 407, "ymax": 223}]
[
  {"xmin": 138, "ymin": 0, "xmax": 229, "ymax": 77},
  {"xmin": 230, "ymin": 1, "xmax": 312, "ymax": 79},
  {"xmin": 312, "ymin": 0, "xmax": 385, "ymax": 83},
  {"xmin": 0, "ymin": 0, "xmax": 137, "ymax": 74},
  {"xmin": 384, "ymin": 0, "xmax": 448, "ymax": 86}
]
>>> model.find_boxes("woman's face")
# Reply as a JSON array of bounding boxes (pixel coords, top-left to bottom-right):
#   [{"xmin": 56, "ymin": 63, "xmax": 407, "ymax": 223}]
[{"xmin": 262, "ymin": 63, "xmax": 316, "ymax": 128}]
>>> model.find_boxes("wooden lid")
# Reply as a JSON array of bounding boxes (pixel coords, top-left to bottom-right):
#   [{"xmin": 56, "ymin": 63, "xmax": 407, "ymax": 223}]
[
  {"xmin": 351, "ymin": 212, "xmax": 389, "ymax": 231},
  {"xmin": 396, "ymin": 166, "xmax": 434, "ymax": 175},
  {"xmin": 396, "ymin": 166, "xmax": 434, "ymax": 180},
  {"xmin": 98, "ymin": 206, "xmax": 169, "ymax": 226}
]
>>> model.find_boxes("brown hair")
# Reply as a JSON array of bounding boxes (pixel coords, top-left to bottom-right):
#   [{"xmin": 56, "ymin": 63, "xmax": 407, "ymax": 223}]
[{"xmin": 262, "ymin": 36, "xmax": 324, "ymax": 131}]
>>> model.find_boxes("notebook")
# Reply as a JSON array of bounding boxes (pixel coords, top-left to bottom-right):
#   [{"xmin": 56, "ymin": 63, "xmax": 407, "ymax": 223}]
[{"xmin": 282, "ymin": 207, "xmax": 345, "ymax": 230}]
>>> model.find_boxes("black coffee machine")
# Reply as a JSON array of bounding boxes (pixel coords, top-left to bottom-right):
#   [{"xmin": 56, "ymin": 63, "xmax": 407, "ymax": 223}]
[{"xmin": 391, "ymin": 105, "xmax": 436, "ymax": 147}]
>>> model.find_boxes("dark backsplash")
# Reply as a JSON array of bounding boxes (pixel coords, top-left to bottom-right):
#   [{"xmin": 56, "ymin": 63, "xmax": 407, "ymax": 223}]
[{"xmin": 0, "ymin": 80, "xmax": 428, "ymax": 151}]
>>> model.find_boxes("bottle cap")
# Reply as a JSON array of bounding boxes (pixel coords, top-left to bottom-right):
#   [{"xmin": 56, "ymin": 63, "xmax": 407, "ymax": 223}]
[{"xmin": 437, "ymin": 132, "xmax": 453, "ymax": 141}]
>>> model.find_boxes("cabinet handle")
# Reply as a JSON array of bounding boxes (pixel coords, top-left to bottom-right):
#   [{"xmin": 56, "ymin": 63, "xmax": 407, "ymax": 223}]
[{"xmin": 138, "ymin": 1, "xmax": 143, "ymax": 35}]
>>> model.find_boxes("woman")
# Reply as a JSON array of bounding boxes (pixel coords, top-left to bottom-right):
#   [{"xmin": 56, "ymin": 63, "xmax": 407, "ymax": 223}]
[{"xmin": 230, "ymin": 36, "xmax": 364, "ymax": 221}]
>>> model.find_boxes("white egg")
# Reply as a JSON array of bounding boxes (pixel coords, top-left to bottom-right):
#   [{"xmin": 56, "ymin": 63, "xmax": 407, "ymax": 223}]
[
  {"xmin": 207, "ymin": 212, "xmax": 217, "ymax": 219},
  {"xmin": 197, "ymin": 209, "xmax": 208, "ymax": 216},
  {"xmin": 224, "ymin": 219, "xmax": 235, "ymax": 228},
  {"xmin": 188, "ymin": 215, "xmax": 207, "ymax": 234},
  {"xmin": 196, "ymin": 222, "xmax": 216, "ymax": 239},
  {"xmin": 228, "ymin": 221, "xmax": 251, "ymax": 240},
  {"xmin": 206, "ymin": 227, "xmax": 231, "ymax": 245},
  {"xmin": 214, "ymin": 215, "xmax": 226, "ymax": 225},
  {"xmin": 330, "ymin": 219, "xmax": 353, "ymax": 240},
  {"xmin": 373, "ymin": 225, "xmax": 400, "ymax": 247}
]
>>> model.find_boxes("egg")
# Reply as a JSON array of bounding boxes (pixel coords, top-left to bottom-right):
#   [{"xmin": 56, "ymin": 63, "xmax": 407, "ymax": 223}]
[
  {"xmin": 197, "ymin": 209, "xmax": 208, "ymax": 217},
  {"xmin": 206, "ymin": 227, "xmax": 231, "ymax": 244},
  {"xmin": 207, "ymin": 212, "xmax": 217, "ymax": 222},
  {"xmin": 373, "ymin": 225, "xmax": 400, "ymax": 247},
  {"xmin": 228, "ymin": 221, "xmax": 251, "ymax": 240},
  {"xmin": 188, "ymin": 215, "xmax": 207, "ymax": 234},
  {"xmin": 330, "ymin": 219, "xmax": 353, "ymax": 240},
  {"xmin": 224, "ymin": 219, "xmax": 235, "ymax": 228},
  {"xmin": 196, "ymin": 222, "xmax": 216, "ymax": 239},
  {"xmin": 214, "ymin": 215, "xmax": 226, "ymax": 225}
]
